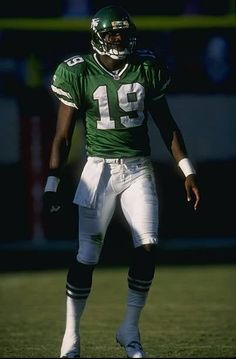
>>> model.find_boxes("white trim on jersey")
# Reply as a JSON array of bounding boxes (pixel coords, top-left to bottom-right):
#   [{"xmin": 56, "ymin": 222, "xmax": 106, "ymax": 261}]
[
  {"xmin": 60, "ymin": 98, "xmax": 78, "ymax": 109},
  {"xmin": 51, "ymin": 85, "xmax": 73, "ymax": 99}
]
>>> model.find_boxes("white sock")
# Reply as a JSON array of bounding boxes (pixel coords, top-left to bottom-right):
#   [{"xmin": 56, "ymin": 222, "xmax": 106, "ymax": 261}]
[
  {"xmin": 122, "ymin": 289, "xmax": 148, "ymax": 328},
  {"xmin": 122, "ymin": 305, "xmax": 142, "ymax": 328},
  {"xmin": 60, "ymin": 296, "xmax": 87, "ymax": 356}
]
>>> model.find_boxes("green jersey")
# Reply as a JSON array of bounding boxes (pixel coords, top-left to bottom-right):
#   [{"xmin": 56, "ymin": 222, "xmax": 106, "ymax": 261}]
[{"xmin": 51, "ymin": 50, "xmax": 170, "ymax": 158}]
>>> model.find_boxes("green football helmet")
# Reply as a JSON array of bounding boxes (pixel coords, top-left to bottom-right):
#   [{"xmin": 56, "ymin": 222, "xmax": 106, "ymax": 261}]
[{"xmin": 90, "ymin": 5, "xmax": 136, "ymax": 60}]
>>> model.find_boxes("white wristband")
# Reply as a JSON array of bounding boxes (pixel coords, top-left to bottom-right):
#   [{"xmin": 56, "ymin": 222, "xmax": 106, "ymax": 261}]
[
  {"xmin": 178, "ymin": 158, "xmax": 196, "ymax": 177},
  {"xmin": 44, "ymin": 176, "xmax": 60, "ymax": 192}
]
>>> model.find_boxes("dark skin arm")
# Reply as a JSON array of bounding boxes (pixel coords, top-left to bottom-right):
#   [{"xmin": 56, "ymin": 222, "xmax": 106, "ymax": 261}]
[
  {"xmin": 149, "ymin": 96, "xmax": 200, "ymax": 210},
  {"xmin": 48, "ymin": 102, "xmax": 76, "ymax": 177}
]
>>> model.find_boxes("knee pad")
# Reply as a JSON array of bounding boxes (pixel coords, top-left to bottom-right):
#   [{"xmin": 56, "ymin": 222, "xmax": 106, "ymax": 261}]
[
  {"xmin": 129, "ymin": 244, "xmax": 157, "ymax": 282},
  {"xmin": 77, "ymin": 237, "xmax": 103, "ymax": 265}
]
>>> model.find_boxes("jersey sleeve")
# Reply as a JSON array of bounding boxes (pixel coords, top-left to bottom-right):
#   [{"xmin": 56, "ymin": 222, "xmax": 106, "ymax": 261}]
[
  {"xmin": 51, "ymin": 62, "xmax": 80, "ymax": 109},
  {"xmin": 148, "ymin": 56, "xmax": 171, "ymax": 103}
]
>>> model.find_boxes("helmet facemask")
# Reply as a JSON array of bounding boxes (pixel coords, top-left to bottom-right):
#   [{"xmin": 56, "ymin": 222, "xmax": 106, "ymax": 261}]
[{"xmin": 93, "ymin": 28, "xmax": 136, "ymax": 60}]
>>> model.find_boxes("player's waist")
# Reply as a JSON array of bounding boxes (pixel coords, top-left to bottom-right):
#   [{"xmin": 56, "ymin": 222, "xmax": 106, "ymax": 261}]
[{"xmin": 88, "ymin": 156, "xmax": 150, "ymax": 165}]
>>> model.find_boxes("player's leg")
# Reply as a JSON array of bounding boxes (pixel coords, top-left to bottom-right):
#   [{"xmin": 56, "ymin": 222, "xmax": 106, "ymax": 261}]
[
  {"xmin": 116, "ymin": 170, "xmax": 159, "ymax": 358},
  {"xmin": 116, "ymin": 244, "xmax": 157, "ymax": 358},
  {"xmin": 60, "ymin": 260, "xmax": 95, "ymax": 358},
  {"xmin": 60, "ymin": 171, "xmax": 117, "ymax": 358}
]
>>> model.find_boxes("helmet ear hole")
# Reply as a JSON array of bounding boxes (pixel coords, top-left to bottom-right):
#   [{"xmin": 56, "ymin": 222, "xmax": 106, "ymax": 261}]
[{"xmin": 90, "ymin": 5, "xmax": 137, "ymax": 60}]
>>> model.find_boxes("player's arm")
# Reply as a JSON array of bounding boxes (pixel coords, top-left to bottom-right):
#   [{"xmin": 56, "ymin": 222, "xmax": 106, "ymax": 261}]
[
  {"xmin": 149, "ymin": 96, "xmax": 187, "ymax": 161},
  {"xmin": 43, "ymin": 102, "xmax": 76, "ymax": 214},
  {"xmin": 48, "ymin": 102, "xmax": 76, "ymax": 178},
  {"xmin": 149, "ymin": 96, "xmax": 200, "ymax": 210}
]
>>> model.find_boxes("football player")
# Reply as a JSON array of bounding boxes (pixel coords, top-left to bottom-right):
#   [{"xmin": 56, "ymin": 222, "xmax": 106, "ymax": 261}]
[{"xmin": 44, "ymin": 5, "xmax": 200, "ymax": 358}]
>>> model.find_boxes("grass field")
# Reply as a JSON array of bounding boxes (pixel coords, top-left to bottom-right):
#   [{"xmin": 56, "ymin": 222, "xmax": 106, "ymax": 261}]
[{"xmin": 0, "ymin": 264, "xmax": 235, "ymax": 358}]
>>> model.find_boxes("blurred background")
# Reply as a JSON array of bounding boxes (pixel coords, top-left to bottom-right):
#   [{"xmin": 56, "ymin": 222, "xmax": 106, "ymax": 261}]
[{"xmin": 0, "ymin": 0, "xmax": 235, "ymax": 269}]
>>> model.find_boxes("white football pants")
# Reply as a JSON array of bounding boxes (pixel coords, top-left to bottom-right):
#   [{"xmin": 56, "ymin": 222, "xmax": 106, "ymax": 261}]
[{"xmin": 73, "ymin": 156, "xmax": 159, "ymax": 265}]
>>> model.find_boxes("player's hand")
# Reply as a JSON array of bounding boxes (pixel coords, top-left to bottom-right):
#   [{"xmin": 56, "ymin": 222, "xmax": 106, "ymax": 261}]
[
  {"xmin": 42, "ymin": 191, "xmax": 62, "ymax": 217},
  {"xmin": 42, "ymin": 190, "xmax": 65, "ymax": 239},
  {"xmin": 184, "ymin": 174, "xmax": 200, "ymax": 211}
]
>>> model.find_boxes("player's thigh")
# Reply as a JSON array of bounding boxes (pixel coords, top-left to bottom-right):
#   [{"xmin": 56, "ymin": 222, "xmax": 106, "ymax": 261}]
[
  {"xmin": 120, "ymin": 173, "xmax": 159, "ymax": 239},
  {"xmin": 79, "ymin": 190, "xmax": 116, "ymax": 240},
  {"xmin": 77, "ymin": 190, "xmax": 117, "ymax": 264}
]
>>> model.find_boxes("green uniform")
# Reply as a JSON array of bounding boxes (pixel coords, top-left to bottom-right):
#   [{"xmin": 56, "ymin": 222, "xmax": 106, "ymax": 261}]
[{"xmin": 51, "ymin": 50, "xmax": 170, "ymax": 158}]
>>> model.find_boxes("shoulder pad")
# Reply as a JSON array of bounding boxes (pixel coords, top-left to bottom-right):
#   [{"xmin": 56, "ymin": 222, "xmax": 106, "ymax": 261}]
[
  {"xmin": 135, "ymin": 49, "xmax": 168, "ymax": 69},
  {"xmin": 63, "ymin": 54, "xmax": 86, "ymax": 67},
  {"xmin": 60, "ymin": 54, "xmax": 88, "ymax": 75}
]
